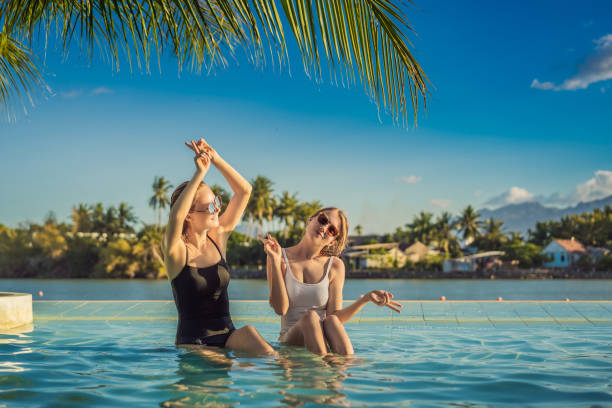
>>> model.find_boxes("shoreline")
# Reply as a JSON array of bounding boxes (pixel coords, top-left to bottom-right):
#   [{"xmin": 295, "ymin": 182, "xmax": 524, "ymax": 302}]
[
  {"xmin": 230, "ymin": 269, "xmax": 612, "ymax": 280},
  {"xmin": 3, "ymin": 269, "xmax": 609, "ymax": 279}
]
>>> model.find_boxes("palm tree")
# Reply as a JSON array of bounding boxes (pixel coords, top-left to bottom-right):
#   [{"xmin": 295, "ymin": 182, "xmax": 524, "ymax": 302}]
[
  {"xmin": 92, "ymin": 203, "xmax": 106, "ymax": 233},
  {"xmin": 478, "ymin": 218, "xmax": 506, "ymax": 251},
  {"xmin": 71, "ymin": 203, "xmax": 92, "ymax": 233},
  {"xmin": 117, "ymin": 202, "xmax": 138, "ymax": 233},
  {"xmin": 433, "ymin": 211, "xmax": 459, "ymax": 258},
  {"xmin": 354, "ymin": 225, "xmax": 363, "ymax": 236},
  {"xmin": 276, "ymin": 191, "xmax": 299, "ymax": 237},
  {"xmin": 406, "ymin": 211, "xmax": 434, "ymax": 245},
  {"xmin": 1, "ymin": 1, "xmax": 429, "ymax": 124},
  {"xmin": 458, "ymin": 205, "xmax": 481, "ymax": 243},
  {"xmin": 246, "ymin": 175, "xmax": 274, "ymax": 237},
  {"xmin": 149, "ymin": 176, "xmax": 173, "ymax": 229},
  {"xmin": 294, "ymin": 200, "xmax": 323, "ymax": 230}
]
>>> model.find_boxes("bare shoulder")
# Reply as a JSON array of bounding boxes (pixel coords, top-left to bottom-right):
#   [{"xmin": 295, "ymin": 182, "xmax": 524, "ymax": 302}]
[
  {"xmin": 329, "ymin": 256, "xmax": 345, "ymax": 281},
  {"xmin": 163, "ymin": 238, "xmax": 187, "ymax": 280}
]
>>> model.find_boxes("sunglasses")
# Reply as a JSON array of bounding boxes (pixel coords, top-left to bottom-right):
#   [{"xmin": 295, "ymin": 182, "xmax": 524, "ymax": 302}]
[
  {"xmin": 317, "ymin": 212, "xmax": 339, "ymax": 238},
  {"xmin": 190, "ymin": 196, "xmax": 222, "ymax": 214}
]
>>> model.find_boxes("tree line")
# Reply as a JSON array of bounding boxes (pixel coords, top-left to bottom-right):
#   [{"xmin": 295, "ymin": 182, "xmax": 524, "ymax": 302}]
[{"xmin": 1, "ymin": 176, "xmax": 611, "ymax": 278}]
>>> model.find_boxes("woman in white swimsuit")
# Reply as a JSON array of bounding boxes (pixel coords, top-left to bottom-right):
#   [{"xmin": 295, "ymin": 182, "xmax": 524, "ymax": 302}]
[{"xmin": 259, "ymin": 207, "xmax": 402, "ymax": 356}]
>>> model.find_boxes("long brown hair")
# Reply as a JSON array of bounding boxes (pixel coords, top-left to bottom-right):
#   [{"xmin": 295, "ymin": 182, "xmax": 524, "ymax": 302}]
[
  {"xmin": 310, "ymin": 207, "xmax": 348, "ymax": 256},
  {"xmin": 170, "ymin": 181, "xmax": 207, "ymax": 243}
]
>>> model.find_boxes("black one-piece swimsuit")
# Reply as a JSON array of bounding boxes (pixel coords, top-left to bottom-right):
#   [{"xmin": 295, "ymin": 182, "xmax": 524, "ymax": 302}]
[{"xmin": 171, "ymin": 236, "xmax": 235, "ymax": 347}]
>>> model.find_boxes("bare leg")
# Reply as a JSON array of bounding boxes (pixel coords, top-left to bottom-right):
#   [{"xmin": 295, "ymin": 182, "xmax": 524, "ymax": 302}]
[
  {"xmin": 225, "ymin": 325, "xmax": 276, "ymax": 355},
  {"xmin": 322, "ymin": 315, "xmax": 354, "ymax": 356},
  {"xmin": 281, "ymin": 310, "xmax": 327, "ymax": 355}
]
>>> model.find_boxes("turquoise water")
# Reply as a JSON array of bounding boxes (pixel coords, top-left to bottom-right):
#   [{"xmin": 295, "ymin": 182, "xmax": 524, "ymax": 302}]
[
  {"xmin": 3, "ymin": 279, "xmax": 612, "ymax": 300},
  {"xmin": 1, "ymin": 301, "xmax": 612, "ymax": 407}
]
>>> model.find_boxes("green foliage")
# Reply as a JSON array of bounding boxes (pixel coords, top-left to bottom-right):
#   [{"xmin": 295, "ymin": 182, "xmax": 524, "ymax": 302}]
[
  {"xmin": 458, "ymin": 205, "xmax": 481, "ymax": 241},
  {"xmin": 501, "ymin": 241, "xmax": 547, "ymax": 269},
  {"xmin": 1, "ymin": 0, "xmax": 429, "ymax": 125},
  {"xmin": 597, "ymin": 254, "xmax": 612, "ymax": 271},
  {"xmin": 150, "ymin": 177, "xmax": 173, "ymax": 228},
  {"xmin": 415, "ymin": 255, "xmax": 443, "ymax": 272},
  {"xmin": 576, "ymin": 254, "xmax": 594, "ymax": 271},
  {"xmin": 226, "ymin": 231, "xmax": 265, "ymax": 268},
  {"xmin": 0, "ymin": 203, "xmax": 160, "ymax": 279},
  {"xmin": 71, "ymin": 202, "xmax": 138, "ymax": 234},
  {"xmin": 528, "ymin": 206, "xmax": 612, "ymax": 248},
  {"xmin": 473, "ymin": 218, "xmax": 508, "ymax": 251}
]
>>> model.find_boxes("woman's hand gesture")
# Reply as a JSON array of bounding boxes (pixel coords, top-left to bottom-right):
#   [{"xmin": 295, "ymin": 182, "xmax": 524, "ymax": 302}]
[
  {"xmin": 364, "ymin": 290, "xmax": 402, "ymax": 313},
  {"xmin": 185, "ymin": 139, "xmax": 211, "ymax": 173},
  {"xmin": 258, "ymin": 233, "xmax": 282, "ymax": 264},
  {"xmin": 186, "ymin": 138, "xmax": 217, "ymax": 164}
]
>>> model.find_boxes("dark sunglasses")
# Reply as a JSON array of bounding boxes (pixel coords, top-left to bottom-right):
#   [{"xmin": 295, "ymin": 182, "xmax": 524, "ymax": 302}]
[
  {"xmin": 190, "ymin": 196, "xmax": 222, "ymax": 214},
  {"xmin": 317, "ymin": 212, "xmax": 339, "ymax": 238}
]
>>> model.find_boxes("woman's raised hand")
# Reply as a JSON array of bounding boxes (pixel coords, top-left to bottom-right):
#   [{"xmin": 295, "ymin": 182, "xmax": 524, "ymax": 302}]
[
  {"xmin": 258, "ymin": 233, "xmax": 282, "ymax": 264},
  {"xmin": 185, "ymin": 138, "xmax": 217, "ymax": 163},
  {"xmin": 365, "ymin": 290, "xmax": 402, "ymax": 313},
  {"xmin": 185, "ymin": 140, "xmax": 211, "ymax": 173}
]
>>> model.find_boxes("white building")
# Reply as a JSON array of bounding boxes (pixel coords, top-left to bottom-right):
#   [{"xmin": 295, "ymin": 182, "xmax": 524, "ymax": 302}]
[
  {"xmin": 443, "ymin": 251, "xmax": 505, "ymax": 273},
  {"xmin": 542, "ymin": 238, "xmax": 586, "ymax": 268}
]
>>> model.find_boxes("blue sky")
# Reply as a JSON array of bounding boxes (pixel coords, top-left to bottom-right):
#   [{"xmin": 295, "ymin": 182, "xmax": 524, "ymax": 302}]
[{"xmin": 1, "ymin": 0, "xmax": 611, "ymax": 234}]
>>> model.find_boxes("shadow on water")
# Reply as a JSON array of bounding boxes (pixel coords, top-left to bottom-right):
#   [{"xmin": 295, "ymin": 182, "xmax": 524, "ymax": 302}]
[{"xmin": 160, "ymin": 345, "xmax": 361, "ymax": 407}]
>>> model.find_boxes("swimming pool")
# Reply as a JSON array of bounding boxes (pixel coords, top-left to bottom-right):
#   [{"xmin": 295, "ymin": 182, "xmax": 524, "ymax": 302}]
[{"xmin": 1, "ymin": 301, "xmax": 611, "ymax": 407}]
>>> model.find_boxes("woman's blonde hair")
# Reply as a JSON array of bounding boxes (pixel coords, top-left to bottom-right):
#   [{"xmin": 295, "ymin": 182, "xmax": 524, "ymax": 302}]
[
  {"xmin": 310, "ymin": 207, "xmax": 348, "ymax": 257},
  {"xmin": 170, "ymin": 181, "xmax": 207, "ymax": 243}
]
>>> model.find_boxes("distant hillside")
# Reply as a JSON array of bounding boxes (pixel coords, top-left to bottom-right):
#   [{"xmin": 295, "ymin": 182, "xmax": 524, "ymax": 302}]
[{"xmin": 479, "ymin": 195, "xmax": 612, "ymax": 235}]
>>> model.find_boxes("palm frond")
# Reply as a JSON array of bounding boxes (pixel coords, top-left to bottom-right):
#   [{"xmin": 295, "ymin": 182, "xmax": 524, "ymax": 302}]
[
  {"xmin": 0, "ymin": 31, "xmax": 48, "ymax": 120},
  {"xmin": 0, "ymin": 0, "xmax": 429, "ymax": 125}
]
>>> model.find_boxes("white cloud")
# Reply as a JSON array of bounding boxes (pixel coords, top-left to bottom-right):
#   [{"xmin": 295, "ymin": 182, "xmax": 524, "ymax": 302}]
[
  {"xmin": 397, "ymin": 175, "xmax": 422, "ymax": 184},
  {"xmin": 483, "ymin": 186, "xmax": 534, "ymax": 208},
  {"xmin": 60, "ymin": 90, "xmax": 82, "ymax": 99},
  {"xmin": 484, "ymin": 170, "xmax": 612, "ymax": 209},
  {"xmin": 531, "ymin": 79, "xmax": 555, "ymax": 90},
  {"xmin": 430, "ymin": 199, "xmax": 451, "ymax": 208},
  {"xmin": 91, "ymin": 87, "xmax": 114, "ymax": 95},
  {"xmin": 531, "ymin": 34, "xmax": 612, "ymax": 91},
  {"xmin": 572, "ymin": 170, "xmax": 612, "ymax": 203}
]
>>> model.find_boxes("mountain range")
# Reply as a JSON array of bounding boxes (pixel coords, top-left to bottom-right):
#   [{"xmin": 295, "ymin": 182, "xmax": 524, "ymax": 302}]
[{"xmin": 478, "ymin": 195, "xmax": 612, "ymax": 235}]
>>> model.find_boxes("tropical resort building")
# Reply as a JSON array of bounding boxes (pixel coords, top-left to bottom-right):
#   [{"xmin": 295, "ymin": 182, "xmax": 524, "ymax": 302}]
[
  {"xmin": 442, "ymin": 251, "xmax": 505, "ymax": 273},
  {"xmin": 343, "ymin": 241, "xmax": 440, "ymax": 269},
  {"xmin": 541, "ymin": 238, "xmax": 586, "ymax": 268},
  {"xmin": 403, "ymin": 241, "xmax": 431, "ymax": 262},
  {"xmin": 343, "ymin": 243, "xmax": 407, "ymax": 269}
]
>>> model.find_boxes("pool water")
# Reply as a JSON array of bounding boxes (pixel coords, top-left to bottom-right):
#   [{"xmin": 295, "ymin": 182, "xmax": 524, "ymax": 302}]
[{"xmin": 1, "ymin": 301, "xmax": 611, "ymax": 407}]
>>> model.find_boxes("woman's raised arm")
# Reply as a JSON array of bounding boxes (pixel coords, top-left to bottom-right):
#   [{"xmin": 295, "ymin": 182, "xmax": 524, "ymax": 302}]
[
  {"xmin": 259, "ymin": 234, "xmax": 290, "ymax": 316},
  {"xmin": 163, "ymin": 142, "xmax": 210, "ymax": 266},
  {"xmin": 188, "ymin": 139, "xmax": 251, "ymax": 239}
]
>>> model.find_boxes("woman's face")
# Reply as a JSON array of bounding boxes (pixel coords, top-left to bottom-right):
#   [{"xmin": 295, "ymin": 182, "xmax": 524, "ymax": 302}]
[
  {"xmin": 187, "ymin": 186, "xmax": 220, "ymax": 232},
  {"xmin": 307, "ymin": 210, "xmax": 341, "ymax": 246}
]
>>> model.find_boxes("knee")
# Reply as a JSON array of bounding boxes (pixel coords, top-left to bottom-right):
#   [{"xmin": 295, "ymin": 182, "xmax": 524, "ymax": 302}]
[
  {"xmin": 241, "ymin": 325, "xmax": 275, "ymax": 355},
  {"xmin": 323, "ymin": 314, "xmax": 341, "ymax": 329},
  {"xmin": 301, "ymin": 310, "xmax": 321, "ymax": 326}
]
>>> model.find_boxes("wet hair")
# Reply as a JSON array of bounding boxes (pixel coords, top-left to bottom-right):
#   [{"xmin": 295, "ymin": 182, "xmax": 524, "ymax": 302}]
[
  {"xmin": 310, "ymin": 207, "xmax": 349, "ymax": 256},
  {"xmin": 170, "ymin": 181, "xmax": 208, "ymax": 242}
]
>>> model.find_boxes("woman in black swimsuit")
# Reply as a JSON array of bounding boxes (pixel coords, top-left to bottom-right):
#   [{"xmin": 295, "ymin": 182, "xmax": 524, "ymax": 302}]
[{"xmin": 162, "ymin": 138, "xmax": 274, "ymax": 354}]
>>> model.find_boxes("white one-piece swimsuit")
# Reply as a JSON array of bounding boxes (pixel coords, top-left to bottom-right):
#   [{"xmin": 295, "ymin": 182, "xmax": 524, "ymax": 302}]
[{"xmin": 279, "ymin": 248, "xmax": 333, "ymax": 341}]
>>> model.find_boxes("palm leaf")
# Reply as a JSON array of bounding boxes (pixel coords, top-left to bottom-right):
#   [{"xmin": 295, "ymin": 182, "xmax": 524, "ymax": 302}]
[
  {"xmin": 1, "ymin": 0, "xmax": 429, "ymax": 125},
  {"xmin": 0, "ymin": 31, "xmax": 48, "ymax": 120}
]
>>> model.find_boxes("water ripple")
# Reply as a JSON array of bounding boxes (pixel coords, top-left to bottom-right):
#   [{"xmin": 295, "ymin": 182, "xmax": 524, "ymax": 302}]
[{"xmin": 0, "ymin": 321, "xmax": 611, "ymax": 407}]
